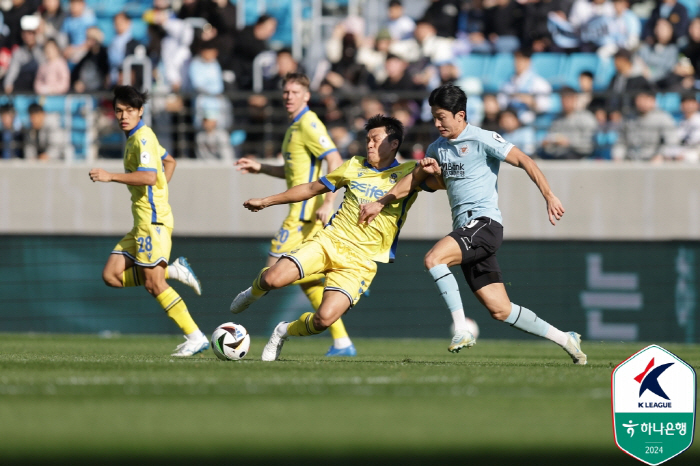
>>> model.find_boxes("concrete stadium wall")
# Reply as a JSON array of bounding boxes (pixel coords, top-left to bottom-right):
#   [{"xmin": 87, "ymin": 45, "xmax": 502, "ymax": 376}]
[{"xmin": 1, "ymin": 160, "xmax": 700, "ymax": 240}]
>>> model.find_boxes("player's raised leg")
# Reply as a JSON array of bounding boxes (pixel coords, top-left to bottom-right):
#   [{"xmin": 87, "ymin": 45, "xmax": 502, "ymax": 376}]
[
  {"xmin": 423, "ymin": 236, "xmax": 475, "ymax": 353},
  {"xmin": 141, "ymin": 264, "xmax": 209, "ymax": 357},
  {"xmin": 230, "ymin": 257, "xmax": 302, "ymax": 314},
  {"xmin": 263, "ymin": 290, "xmax": 350, "ymax": 361},
  {"xmin": 474, "ymin": 283, "xmax": 587, "ymax": 365}
]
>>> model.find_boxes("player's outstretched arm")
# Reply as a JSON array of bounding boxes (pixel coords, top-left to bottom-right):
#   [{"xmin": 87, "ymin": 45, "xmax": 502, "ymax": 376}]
[
  {"xmin": 234, "ymin": 158, "xmax": 285, "ymax": 179},
  {"xmin": 162, "ymin": 153, "xmax": 176, "ymax": 183},
  {"xmin": 315, "ymin": 150, "xmax": 342, "ymax": 224},
  {"xmin": 244, "ymin": 180, "xmax": 330, "ymax": 212},
  {"xmin": 504, "ymin": 146, "xmax": 564, "ymax": 225},
  {"xmin": 358, "ymin": 158, "xmax": 442, "ymax": 224},
  {"xmin": 89, "ymin": 168, "xmax": 157, "ymax": 186}
]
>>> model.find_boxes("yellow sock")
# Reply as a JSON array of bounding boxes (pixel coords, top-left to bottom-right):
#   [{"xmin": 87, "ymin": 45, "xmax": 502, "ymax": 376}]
[
  {"xmin": 300, "ymin": 280, "xmax": 350, "ymax": 341},
  {"xmin": 121, "ymin": 267, "xmax": 145, "ymax": 287},
  {"xmin": 327, "ymin": 318, "xmax": 349, "ymax": 340},
  {"xmin": 156, "ymin": 287, "xmax": 199, "ymax": 334},
  {"xmin": 287, "ymin": 312, "xmax": 324, "ymax": 337},
  {"xmin": 251, "ymin": 267, "xmax": 270, "ymax": 297}
]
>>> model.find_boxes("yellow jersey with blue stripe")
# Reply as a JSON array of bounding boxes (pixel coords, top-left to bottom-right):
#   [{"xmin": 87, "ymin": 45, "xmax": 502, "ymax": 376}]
[
  {"xmin": 282, "ymin": 107, "xmax": 338, "ymax": 222},
  {"xmin": 319, "ymin": 156, "xmax": 420, "ymax": 263},
  {"xmin": 123, "ymin": 120, "xmax": 173, "ymax": 228}
]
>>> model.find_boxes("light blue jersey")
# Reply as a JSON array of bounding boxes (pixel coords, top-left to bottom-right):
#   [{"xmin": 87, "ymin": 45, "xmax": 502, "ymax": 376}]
[{"xmin": 426, "ymin": 124, "xmax": 514, "ymax": 229}]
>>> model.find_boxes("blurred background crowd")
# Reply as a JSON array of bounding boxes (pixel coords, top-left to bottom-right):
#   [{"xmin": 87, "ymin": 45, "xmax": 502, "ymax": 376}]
[{"xmin": 0, "ymin": 0, "xmax": 699, "ymax": 163}]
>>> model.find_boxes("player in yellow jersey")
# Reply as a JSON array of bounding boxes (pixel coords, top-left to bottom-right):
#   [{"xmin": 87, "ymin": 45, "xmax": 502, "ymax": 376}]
[
  {"xmin": 231, "ymin": 115, "xmax": 442, "ymax": 361},
  {"xmin": 233, "ymin": 72, "xmax": 356, "ymax": 357},
  {"xmin": 89, "ymin": 85, "xmax": 208, "ymax": 357}
]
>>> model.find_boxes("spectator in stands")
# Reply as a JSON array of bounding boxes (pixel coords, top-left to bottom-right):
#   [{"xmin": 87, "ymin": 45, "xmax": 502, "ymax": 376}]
[
  {"xmin": 597, "ymin": 0, "xmax": 640, "ymax": 58},
  {"xmin": 327, "ymin": 123, "xmax": 357, "ymax": 159},
  {"xmin": 0, "ymin": 104, "xmax": 23, "ymax": 159},
  {"xmin": 189, "ymin": 38, "xmax": 232, "ymax": 129},
  {"xmin": 498, "ymin": 48, "xmax": 552, "ymax": 124},
  {"xmin": 591, "ymin": 107, "xmax": 619, "ymax": 159},
  {"xmin": 386, "ymin": 0, "xmax": 415, "ymax": 40},
  {"xmin": 540, "ymin": 86, "xmax": 598, "ymax": 159},
  {"xmin": 71, "ymin": 26, "xmax": 108, "ymax": 92},
  {"xmin": 421, "ymin": 0, "xmax": 460, "ymax": 38},
  {"xmin": 481, "ymin": 93, "xmax": 500, "ymax": 132},
  {"xmin": 324, "ymin": 29, "xmax": 373, "ymax": 93},
  {"xmin": 34, "ymin": 37, "xmax": 69, "ymax": 94},
  {"xmin": 521, "ymin": 0, "xmax": 564, "ymax": 52},
  {"xmin": 108, "ymin": 13, "xmax": 141, "ymax": 86},
  {"xmin": 613, "ymin": 88, "xmax": 679, "ymax": 162},
  {"xmin": 413, "ymin": 20, "xmax": 455, "ymax": 66},
  {"xmin": 681, "ymin": 17, "xmax": 700, "ymax": 88},
  {"xmin": 206, "ymin": 0, "xmax": 237, "ymax": 72},
  {"xmin": 61, "ymin": 0, "xmax": 96, "ymax": 63},
  {"xmin": 374, "ymin": 54, "xmax": 422, "ymax": 92},
  {"xmin": 498, "ymin": 107, "xmax": 536, "ymax": 156},
  {"xmin": 638, "ymin": 18, "xmax": 682, "ymax": 89},
  {"xmin": 231, "ymin": 14, "xmax": 277, "ymax": 90},
  {"xmin": 39, "ymin": 0, "xmax": 66, "ymax": 46},
  {"xmin": 23, "ymin": 103, "xmax": 68, "ymax": 160},
  {"xmin": 195, "ymin": 112, "xmax": 234, "ymax": 161},
  {"xmin": 4, "ymin": 15, "xmax": 44, "ymax": 94},
  {"xmin": 666, "ymin": 93, "xmax": 700, "ymax": 162},
  {"xmin": 481, "ymin": 0, "xmax": 524, "ymax": 54},
  {"xmin": 177, "ymin": 0, "xmax": 207, "ymax": 20},
  {"xmin": 356, "ymin": 29, "xmax": 392, "ymax": 85},
  {"xmin": 606, "ymin": 48, "xmax": 652, "ymax": 116},
  {"xmin": 263, "ymin": 49, "xmax": 300, "ymax": 91},
  {"xmin": 642, "ymin": 0, "xmax": 689, "ymax": 45},
  {"xmin": 3, "ymin": 0, "xmax": 39, "ymax": 50}
]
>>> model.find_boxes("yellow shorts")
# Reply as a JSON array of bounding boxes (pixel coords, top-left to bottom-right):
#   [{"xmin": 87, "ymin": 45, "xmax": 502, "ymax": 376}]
[
  {"xmin": 112, "ymin": 224, "xmax": 172, "ymax": 267},
  {"xmin": 269, "ymin": 216, "xmax": 323, "ymax": 257},
  {"xmin": 282, "ymin": 233, "xmax": 377, "ymax": 307}
]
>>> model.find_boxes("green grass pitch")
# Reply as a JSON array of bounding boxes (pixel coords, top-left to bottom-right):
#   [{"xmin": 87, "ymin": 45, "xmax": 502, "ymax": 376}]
[{"xmin": 0, "ymin": 334, "xmax": 697, "ymax": 466}]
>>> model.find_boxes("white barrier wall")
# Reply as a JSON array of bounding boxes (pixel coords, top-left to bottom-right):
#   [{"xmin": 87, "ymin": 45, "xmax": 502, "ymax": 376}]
[{"xmin": 2, "ymin": 160, "xmax": 700, "ymax": 239}]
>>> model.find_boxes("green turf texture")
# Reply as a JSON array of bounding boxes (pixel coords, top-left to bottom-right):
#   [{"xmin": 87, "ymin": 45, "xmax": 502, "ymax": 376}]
[{"xmin": 0, "ymin": 334, "xmax": 697, "ymax": 466}]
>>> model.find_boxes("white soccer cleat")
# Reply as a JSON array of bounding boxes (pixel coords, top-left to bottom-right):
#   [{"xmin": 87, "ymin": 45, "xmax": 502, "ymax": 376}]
[
  {"xmin": 448, "ymin": 330, "xmax": 476, "ymax": 353},
  {"xmin": 170, "ymin": 257, "xmax": 202, "ymax": 296},
  {"xmin": 230, "ymin": 287, "xmax": 260, "ymax": 314},
  {"xmin": 261, "ymin": 322, "xmax": 289, "ymax": 361},
  {"xmin": 171, "ymin": 335, "xmax": 210, "ymax": 357},
  {"xmin": 563, "ymin": 331, "xmax": 587, "ymax": 365}
]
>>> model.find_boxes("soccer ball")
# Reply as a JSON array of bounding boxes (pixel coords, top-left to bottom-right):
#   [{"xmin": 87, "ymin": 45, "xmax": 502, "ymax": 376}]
[
  {"xmin": 211, "ymin": 322, "xmax": 251, "ymax": 361},
  {"xmin": 450, "ymin": 317, "xmax": 480, "ymax": 340}
]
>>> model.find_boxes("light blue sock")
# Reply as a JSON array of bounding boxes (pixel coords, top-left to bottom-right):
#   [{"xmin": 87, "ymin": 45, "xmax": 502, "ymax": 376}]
[
  {"xmin": 428, "ymin": 265, "xmax": 469, "ymax": 332},
  {"xmin": 504, "ymin": 302, "xmax": 550, "ymax": 337}
]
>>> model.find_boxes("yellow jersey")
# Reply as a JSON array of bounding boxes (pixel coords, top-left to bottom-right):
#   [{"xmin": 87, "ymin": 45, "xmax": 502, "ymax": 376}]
[
  {"xmin": 281, "ymin": 106, "xmax": 338, "ymax": 222},
  {"xmin": 123, "ymin": 120, "xmax": 173, "ymax": 228},
  {"xmin": 319, "ymin": 156, "xmax": 421, "ymax": 263}
]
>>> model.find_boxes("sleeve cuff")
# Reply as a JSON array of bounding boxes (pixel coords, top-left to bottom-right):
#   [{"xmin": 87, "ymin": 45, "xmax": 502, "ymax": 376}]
[
  {"xmin": 161, "ymin": 151, "xmax": 169, "ymax": 160},
  {"xmin": 419, "ymin": 180, "xmax": 436, "ymax": 193},
  {"xmin": 320, "ymin": 176, "xmax": 337, "ymax": 192},
  {"xmin": 137, "ymin": 167, "xmax": 158, "ymax": 172},
  {"xmin": 317, "ymin": 148, "xmax": 338, "ymax": 160}
]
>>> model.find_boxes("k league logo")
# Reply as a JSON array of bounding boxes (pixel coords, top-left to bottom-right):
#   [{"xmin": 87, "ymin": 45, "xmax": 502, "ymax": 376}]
[{"xmin": 612, "ymin": 345, "xmax": 696, "ymax": 465}]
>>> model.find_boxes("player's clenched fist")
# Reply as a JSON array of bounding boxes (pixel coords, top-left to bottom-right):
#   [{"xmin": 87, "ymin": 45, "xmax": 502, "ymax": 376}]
[
  {"xmin": 419, "ymin": 157, "xmax": 441, "ymax": 175},
  {"xmin": 244, "ymin": 198, "xmax": 267, "ymax": 212},
  {"xmin": 89, "ymin": 168, "xmax": 112, "ymax": 182}
]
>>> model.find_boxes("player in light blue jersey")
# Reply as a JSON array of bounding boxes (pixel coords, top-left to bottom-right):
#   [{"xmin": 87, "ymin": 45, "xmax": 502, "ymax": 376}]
[{"xmin": 360, "ymin": 84, "xmax": 587, "ymax": 365}]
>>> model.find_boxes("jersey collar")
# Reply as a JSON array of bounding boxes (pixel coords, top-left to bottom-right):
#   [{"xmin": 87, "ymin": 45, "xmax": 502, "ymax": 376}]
[
  {"xmin": 364, "ymin": 159, "xmax": 399, "ymax": 172},
  {"xmin": 291, "ymin": 106, "xmax": 309, "ymax": 124},
  {"xmin": 128, "ymin": 119, "xmax": 145, "ymax": 137}
]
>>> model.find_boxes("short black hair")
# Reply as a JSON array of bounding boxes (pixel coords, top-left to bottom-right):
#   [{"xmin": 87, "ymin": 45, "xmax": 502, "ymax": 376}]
[
  {"xmin": 28, "ymin": 103, "xmax": 44, "ymax": 114},
  {"xmin": 0, "ymin": 103, "xmax": 15, "ymax": 114},
  {"xmin": 579, "ymin": 70, "xmax": 594, "ymax": 79},
  {"xmin": 365, "ymin": 114, "xmax": 404, "ymax": 152},
  {"xmin": 428, "ymin": 84, "xmax": 467, "ymax": 117},
  {"xmin": 113, "ymin": 85, "xmax": 149, "ymax": 109},
  {"xmin": 560, "ymin": 86, "xmax": 577, "ymax": 96},
  {"xmin": 614, "ymin": 49, "xmax": 632, "ymax": 61},
  {"xmin": 681, "ymin": 92, "xmax": 697, "ymax": 103},
  {"xmin": 256, "ymin": 14, "xmax": 275, "ymax": 26}
]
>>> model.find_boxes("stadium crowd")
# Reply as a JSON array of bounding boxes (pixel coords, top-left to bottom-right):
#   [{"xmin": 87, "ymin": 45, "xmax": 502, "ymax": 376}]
[{"xmin": 0, "ymin": 0, "xmax": 698, "ymax": 162}]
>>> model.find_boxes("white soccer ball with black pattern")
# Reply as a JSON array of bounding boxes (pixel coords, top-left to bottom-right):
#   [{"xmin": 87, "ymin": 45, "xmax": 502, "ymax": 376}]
[{"xmin": 211, "ymin": 322, "xmax": 251, "ymax": 360}]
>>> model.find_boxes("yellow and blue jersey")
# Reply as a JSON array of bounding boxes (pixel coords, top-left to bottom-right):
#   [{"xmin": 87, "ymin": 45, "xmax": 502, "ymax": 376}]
[
  {"xmin": 319, "ymin": 156, "xmax": 421, "ymax": 263},
  {"xmin": 282, "ymin": 106, "xmax": 338, "ymax": 222},
  {"xmin": 123, "ymin": 120, "xmax": 173, "ymax": 228}
]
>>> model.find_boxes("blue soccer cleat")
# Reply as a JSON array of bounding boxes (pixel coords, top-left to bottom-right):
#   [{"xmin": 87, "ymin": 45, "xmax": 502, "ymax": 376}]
[{"xmin": 325, "ymin": 344, "xmax": 357, "ymax": 357}]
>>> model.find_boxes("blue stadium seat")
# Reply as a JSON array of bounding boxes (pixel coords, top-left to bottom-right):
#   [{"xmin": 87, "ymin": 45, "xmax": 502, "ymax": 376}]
[
  {"xmin": 657, "ymin": 92, "xmax": 681, "ymax": 116},
  {"xmin": 593, "ymin": 56, "xmax": 616, "ymax": 91},
  {"xmin": 131, "ymin": 18, "xmax": 148, "ymax": 42},
  {"xmin": 455, "ymin": 54, "xmax": 490, "ymax": 79},
  {"xmin": 41, "ymin": 96, "xmax": 66, "ymax": 113},
  {"xmin": 98, "ymin": 17, "xmax": 115, "ymax": 45},
  {"xmin": 678, "ymin": 0, "xmax": 699, "ymax": 18},
  {"xmin": 484, "ymin": 53, "xmax": 514, "ymax": 93},
  {"xmin": 531, "ymin": 53, "xmax": 566, "ymax": 89},
  {"xmin": 548, "ymin": 92, "xmax": 562, "ymax": 114},
  {"xmin": 565, "ymin": 53, "xmax": 599, "ymax": 89},
  {"xmin": 12, "ymin": 95, "xmax": 35, "ymax": 127}
]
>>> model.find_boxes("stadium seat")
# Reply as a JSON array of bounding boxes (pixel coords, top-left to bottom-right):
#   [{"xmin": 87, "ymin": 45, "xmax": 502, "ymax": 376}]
[
  {"xmin": 593, "ymin": 56, "xmax": 616, "ymax": 91},
  {"xmin": 484, "ymin": 53, "xmax": 514, "ymax": 93},
  {"xmin": 130, "ymin": 18, "xmax": 148, "ymax": 42},
  {"xmin": 98, "ymin": 17, "xmax": 115, "ymax": 45},
  {"xmin": 531, "ymin": 53, "xmax": 566, "ymax": 89},
  {"xmin": 565, "ymin": 53, "xmax": 599, "ymax": 89},
  {"xmin": 678, "ymin": 0, "xmax": 699, "ymax": 18},
  {"xmin": 41, "ymin": 96, "xmax": 66, "ymax": 114},
  {"xmin": 455, "ymin": 54, "xmax": 490, "ymax": 80},
  {"xmin": 657, "ymin": 92, "xmax": 681, "ymax": 116},
  {"xmin": 548, "ymin": 92, "xmax": 562, "ymax": 114}
]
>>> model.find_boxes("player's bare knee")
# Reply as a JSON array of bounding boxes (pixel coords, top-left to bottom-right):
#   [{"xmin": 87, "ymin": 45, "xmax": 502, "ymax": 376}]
[
  {"xmin": 260, "ymin": 270, "xmax": 280, "ymax": 290},
  {"xmin": 424, "ymin": 252, "xmax": 442, "ymax": 269},
  {"xmin": 312, "ymin": 313, "xmax": 332, "ymax": 331},
  {"xmin": 102, "ymin": 271, "xmax": 121, "ymax": 288},
  {"xmin": 488, "ymin": 306, "xmax": 511, "ymax": 321}
]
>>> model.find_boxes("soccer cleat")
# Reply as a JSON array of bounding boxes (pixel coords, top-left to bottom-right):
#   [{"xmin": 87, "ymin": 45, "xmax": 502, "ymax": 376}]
[
  {"xmin": 261, "ymin": 322, "xmax": 289, "ymax": 361},
  {"xmin": 563, "ymin": 331, "xmax": 587, "ymax": 365},
  {"xmin": 448, "ymin": 331, "xmax": 476, "ymax": 353},
  {"xmin": 325, "ymin": 344, "xmax": 357, "ymax": 357},
  {"xmin": 171, "ymin": 335, "xmax": 210, "ymax": 357},
  {"xmin": 171, "ymin": 257, "xmax": 202, "ymax": 296},
  {"xmin": 230, "ymin": 287, "xmax": 261, "ymax": 314}
]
